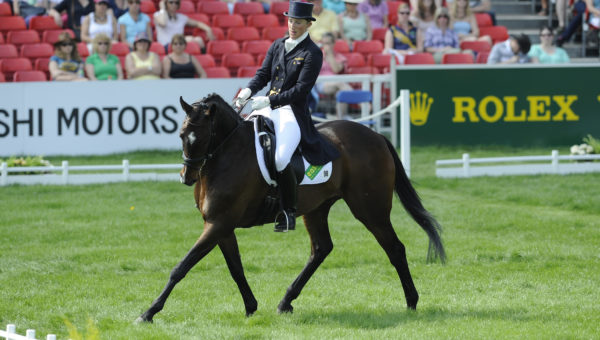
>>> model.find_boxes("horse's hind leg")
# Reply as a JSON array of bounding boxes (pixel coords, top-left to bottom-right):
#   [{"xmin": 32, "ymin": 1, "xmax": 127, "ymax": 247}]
[
  {"xmin": 278, "ymin": 200, "xmax": 335, "ymax": 313},
  {"xmin": 218, "ymin": 231, "xmax": 258, "ymax": 316}
]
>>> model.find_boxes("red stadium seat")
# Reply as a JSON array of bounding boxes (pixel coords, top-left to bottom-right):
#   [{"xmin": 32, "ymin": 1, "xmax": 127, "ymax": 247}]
[
  {"xmin": 13, "ymin": 70, "xmax": 47, "ymax": 82},
  {"xmin": 342, "ymin": 52, "xmax": 366, "ymax": 68},
  {"xmin": 178, "ymin": 0, "xmax": 195, "ymax": 14},
  {"xmin": 227, "ymin": 27, "xmax": 260, "ymax": 43},
  {"xmin": 247, "ymin": 14, "xmax": 279, "ymax": 29},
  {"xmin": 353, "ymin": 40, "xmax": 384, "ymax": 56},
  {"xmin": 20, "ymin": 43, "xmax": 53, "ymax": 61},
  {"xmin": 242, "ymin": 40, "xmax": 271, "ymax": 58},
  {"xmin": 262, "ymin": 26, "xmax": 288, "ymax": 41},
  {"xmin": 42, "ymin": 29, "xmax": 75, "ymax": 44},
  {"xmin": 372, "ymin": 27, "xmax": 387, "ymax": 42},
  {"xmin": 475, "ymin": 13, "xmax": 493, "ymax": 27},
  {"xmin": 479, "ymin": 26, "xmax": 509, "ymax": 44},
  {"xmin": 193, "ymin": 26, "xmax": 224, "ymax": 41},
  {"xmin": 109, "ymin": 42, "xmax": 131, "ymax": 56},
  {"xmin": 212, "ymin": 14, "xmax": 245, "ymax": 30},
  {"xmin": 404, "ymin": 52, "xmax": 435, "ymax": 64},
  {"xmin": 367, "ymin": 53, "xmax": 393, "ymax": 73},
  {"xmin": 233, "ymin": 2, "xmax": 264, "ymax": 18},
  {"xmin": 221, "ymin": 52, "xmax": 255, "ymax": 76},
  {"xmin": 206, "ymin": 40, "xmax": 240, "ymax": 64},
  {"xmin": 236, "ymin": 65, "xmax": 260, "ymax": 77},
  {"xmin": 187, "ymin": 13, "xmax": 210, "ymax": 25},
  {"xmin": 0, "ymin": 72, "xmax": 5, "ymax": 82},
  {"xmin": 476, "ymin": 51, "xmax": 489, "ymax": 63},
  {"xmin": 167, "ymin": 41, "xmax": 201, "ymax": 54},
  {"xmin": 1, "ymin": 57, "xmax": 33, "ymax": 81},
  {"xmin": 460, "ymin": 40, "xmax": 491, "ymax": 53},
  {"xmin": 0, "ymin": 33, "xmax": 4, "ymax": 44},
  {"xmin": 198, "ymin": 1, "xmax": 229, "ymax": 17},
  {"xmin": 442, "ymin": 53, "xmax": 474, "ymax": 64},
  {"xmin": 140, "ymin": 0, "xmax": 156, "ymax": 15},
  {"xmin": 0, "ymin": 2, "xmax": 12, "ymax": 16},
  {"xmin": 77, "ymin": 42, "xmax": 90, "ymax": 58},
  {"xmin": 0, "ymin": 16, "xmax": 27, "ymax": 34},
  {"xmin": 7, "ymin": 30, "xmax": 40, "ymax": 48},
  {"xmin": 269, "ymin": 1, "xmax": 289, "ymax": 25},
  {"xmin": 204, "ymin": 66, "xmax": 230, "ymax": 78},
  {"xmin": 194, "ymin": 54, "xmax": 216, "ymax": 68},
  {"xmin": 334, "ymin": 39, "xmax": 350, "ymax": 53},
  {"xmin": 346, "ymin": 66, "xmax": 379, "ymax": 74},
  {"xmin": 0, "ymin": 43, "xmax": 19, "ymax": 59},
  {"xmin": 29, "ymin": 16, "xmax": 61, "ymax": 32},
  {"xmin": 256, "ymin": 53, "xmax": 266, "ymax": 66},
  {"xmin": 34, "ymin": 57, "xmax": 50, "ymax": 78},
  {"xmin": 149, "ymin": 42, "xmax": 166, "ymax": 55}
]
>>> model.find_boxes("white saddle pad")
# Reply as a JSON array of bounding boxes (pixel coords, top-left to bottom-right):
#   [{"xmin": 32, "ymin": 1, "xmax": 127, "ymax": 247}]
[{"xmin": 251, "ymin": 118, "xmax": 332, "ymax": 186}]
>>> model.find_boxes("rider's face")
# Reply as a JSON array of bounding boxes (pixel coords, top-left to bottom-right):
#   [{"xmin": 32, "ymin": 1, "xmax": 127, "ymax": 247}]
[{"xmin": 288, "ymin": 18, "xmax": 312, "ymax": 40}]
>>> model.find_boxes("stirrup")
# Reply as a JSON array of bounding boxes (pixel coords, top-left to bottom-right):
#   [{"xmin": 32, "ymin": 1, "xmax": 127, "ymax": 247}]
[{"xmin": 274, "ymin": 210, "xmax": 295, "ymax": 232}]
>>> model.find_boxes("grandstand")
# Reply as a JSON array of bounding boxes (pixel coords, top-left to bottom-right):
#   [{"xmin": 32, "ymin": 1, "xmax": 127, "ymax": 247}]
[{"xmin": 0, "ymin": 0, "xmax": 598, "ymax": 82}]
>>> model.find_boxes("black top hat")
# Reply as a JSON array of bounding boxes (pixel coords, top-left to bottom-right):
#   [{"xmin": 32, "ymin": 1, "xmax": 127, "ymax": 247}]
[{"xmin": 284, "ymin": 1, "xmax": 316, "ymax": 21}]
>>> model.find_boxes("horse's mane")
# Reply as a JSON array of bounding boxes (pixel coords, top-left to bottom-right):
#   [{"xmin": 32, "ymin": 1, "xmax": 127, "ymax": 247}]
[{"xmin": 195, "ymin": 93, "xmax": 243, "ymax": 123}]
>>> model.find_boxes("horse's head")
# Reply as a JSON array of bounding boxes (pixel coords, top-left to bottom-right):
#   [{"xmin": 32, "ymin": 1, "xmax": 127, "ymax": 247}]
[{"xmin": 178, "ymin": 94, "xmax": 241, "ymax": 186}]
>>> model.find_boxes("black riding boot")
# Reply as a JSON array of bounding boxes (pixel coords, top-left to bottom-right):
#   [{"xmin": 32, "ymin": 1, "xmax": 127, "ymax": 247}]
[{"xmin": 274, "ymin": 164, "xmax": 297, "ymax": 232}]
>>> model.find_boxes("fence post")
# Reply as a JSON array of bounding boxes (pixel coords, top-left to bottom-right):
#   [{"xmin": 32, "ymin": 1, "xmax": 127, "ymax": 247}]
[
  {"xmin": 400, "ymin": 89, "xmax": 411, "ymax": 178},
  {"xmin": 26, "ymin": 329, "xmax": 35, "ymax": 339},
  {"xmin": 123, "ymin": 159, "xmax": 130, "ymax": 182},
  {"xmin": 7, "ymin": 324, "xmax": 16, "ymax": 335},
  {"xmin": 47, "ymin": 335, "xmax": 57, "ymax": 340},
  {"xmin": 552, "ymin": 150, "xmax": 559, "ymax": 173},
  {"xmin": 1, "ymin": 162, "xmax": 7, "ymax": 186},
  {"xmin": 62, "ymin": 160, "xmax": 69, "ymax": 185},
  {"xmin": 462, "ymin": 153, "xmax": 470, "ymax": 177}
]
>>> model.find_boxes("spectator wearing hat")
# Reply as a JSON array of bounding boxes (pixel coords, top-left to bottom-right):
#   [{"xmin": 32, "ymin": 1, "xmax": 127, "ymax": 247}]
[
  {"xmin": 118, "ymin": 0, "xmax": 152, "ymax": 48},
  {"xmin": 234, "ymin": 0, "xmax": 340, "ymax": 233},
  {"xmin": 338, "ymin": 0, "xmax": 372, "ymax": 46},
  {"xmin": 81, "ymin": 0, "xmax": 118, "ymax": 53},
  {"xmin": 308, "ymin": 0, "xmax": 339, "ymax": 42},
  {"xmin": 49, "ymin": 0, "xmax": 95, "ymax": 40},
  {"xmin": 49, "ymin": 32, "xmax": 88, "ymax": 81},
  {"xmin": 125, "ymin": 32, "xmax": 161, "ymax": 79},
  {"xmin": 423, "ymin": 7, "xmax": 461, "ymax": 64},
  {"xmin": 85, "ymin": 33, "xmax": 124, "ymax": 80},
  {"xmin": 487, "ymin": 34, "xmax": 531, "ymax": 64},
  {"xmin": 358, "ymin": 0, "xmax": 388, "ymax": 30},
  {"xmin": 154, "ymin": 0, "xmax": 214, "ymax": 53}
]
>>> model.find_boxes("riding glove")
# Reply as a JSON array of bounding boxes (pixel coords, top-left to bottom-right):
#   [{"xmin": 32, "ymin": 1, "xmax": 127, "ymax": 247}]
[
  {"xmin": 235, "ymin": 88, "xmax": 252, "ymax": 109},
  {"xmin": 251, "ymin": 96, "xmax": 271, "ymax": 110}
]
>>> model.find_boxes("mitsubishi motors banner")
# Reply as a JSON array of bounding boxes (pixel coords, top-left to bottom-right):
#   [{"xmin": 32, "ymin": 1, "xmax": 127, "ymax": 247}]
[
  {"xmin": 0, "ymin": 78, "xmax": 257, "ymax": 156},
  {"xmin": 396, "ymin": 64, "xmax": 600, "ymax": 146}
]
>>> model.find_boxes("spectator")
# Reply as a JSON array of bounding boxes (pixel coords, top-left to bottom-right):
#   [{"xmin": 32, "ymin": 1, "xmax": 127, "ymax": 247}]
[
  {"xmin": 338, "ymin": 0, "xmax": 372, "ymax": 46},
  {"xmin": 555, "ymin": 0, "xmax": 567, "ymax": 33},
  {"xmin": 154, "ymin": 0, "xmax": 214, "ymax": 53},
  {"xmin": 410, "ymin": 0, "xmax": 437, "ymax": 50},
  {"xmin": 384, "ymin": 2, "xmax": 419, "ymax": 61},
  {"xmin": 314, "ymin": 32, "xmax": 353, "ymax": 119},
  {"xmin": 107, "ymin": 0, "xmax": 127, "ymax": 17},
  {"xmin": 5, "ymin": 0, "xmax": 46, "ymax": 23},
  {"xmin": 487, "ymin": 34, "xmax": 531, "ymax": 64},
  {"xmin": 357, "ymin": 0, "xmax": 388, "ymax": 30},
  {"xmin": 445, "ymin": 0, "xmax": 496, "ymax": 25},
  {"xmin": 162, "ymin": 34, "xmax": 207, "ymax": 78},
  {"xmin": 118, "ymin": 0, "xmax": 152, "ymax": 48},
  {"xmin": 125, "ymin": 32, "xmax": 161, "ymax": 79},
  {"xmin": 323, "ymin": 0, "xmax": 346, "ymax": 14},
  {"xmin": 556, "ymin": 0, "xmax": 600, "ymax": 47},
  {"xmin": 85, "ymin": 33, "xmax": 124, "ymax": 80},
  {"xmin": 81, "ymin": 0, "xmax": 118, "ymax": 53},
  {"xmin": 528, "ymin": 26, "xmax": 570, "ymax": 64},
  {"xmin": 309, "ymin": 0, "xmax": 339, "ymax": 42},
  {"xmin": 423, "ymin": 7, "xmax": 461, "ymax": 63},
  {"xmin": 49, "ymin": 0, "xmax": 95, "ymax": 41},
  {"xmin": 538, "ymin": 0, "xmax": 548, "ymax": 16},
  {"xmin": 49, "ymin": 32, "xmax": 88, "ymax": 81},
  {"xmin": 449, "ymin": 0, "xmax": 492, "ymax": 45}
]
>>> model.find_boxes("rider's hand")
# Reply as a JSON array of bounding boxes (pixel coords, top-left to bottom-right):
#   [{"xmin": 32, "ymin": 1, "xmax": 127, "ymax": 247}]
[
  {"xmin": 235, "ymin": 88, "xmax": 252, "ymax": 109},
  {"xmin": 251, "ymin": 96, "xmax": 270, "ymax": 110}
]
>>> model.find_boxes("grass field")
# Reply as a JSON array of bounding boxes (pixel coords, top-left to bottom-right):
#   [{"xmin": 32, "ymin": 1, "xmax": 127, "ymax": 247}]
[{"xmin": 1, "ymin": 146, "xmax": 599, "ymax": 339}]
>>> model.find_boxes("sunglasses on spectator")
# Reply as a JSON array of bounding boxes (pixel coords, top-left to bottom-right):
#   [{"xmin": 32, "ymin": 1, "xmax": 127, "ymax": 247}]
[
  {"xmin": 98, "ymin": 42, "xmax": 109, "ymax": 45},
  {"xmin": 168, "ymin": 1, "xmax": 179, "ymax": 4},
  {"xmin": 398, "ymin": 11, "xmax": 410, "ymax": 15},
  {"xmin": 438, "ymin": 15, "xmax": 449, "ymax": 19},
  {"xmin": 172, "ymin": 42, "xmax": 186, "ymax": 46},
  {"xmin": 129, "ymin": 1, "xmax": 141, "ymax": 4},
  {"xmin": 59, "ymin": 42, "xmax": 73, "ymax": 47},
  {"xmin": 540, "ymin": 33, "xmax": 553, "ymax": 37}
]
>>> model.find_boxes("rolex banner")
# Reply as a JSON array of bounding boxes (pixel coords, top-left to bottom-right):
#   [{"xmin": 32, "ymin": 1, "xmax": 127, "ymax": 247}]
[{"xmin": 395, "ymin": 65, "xmax": 600, "ymax": 146}]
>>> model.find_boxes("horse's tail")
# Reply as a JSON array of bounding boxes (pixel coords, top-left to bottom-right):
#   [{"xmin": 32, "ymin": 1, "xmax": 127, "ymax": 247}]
[{"xmin": 384, "ymin": 137, "xmax": 446, "ymax": 264}]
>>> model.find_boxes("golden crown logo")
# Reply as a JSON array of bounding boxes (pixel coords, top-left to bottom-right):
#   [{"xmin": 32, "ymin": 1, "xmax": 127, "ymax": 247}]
[{"xmin": 410, "ymin": 91, "xmax": 434, "ymax": 126}]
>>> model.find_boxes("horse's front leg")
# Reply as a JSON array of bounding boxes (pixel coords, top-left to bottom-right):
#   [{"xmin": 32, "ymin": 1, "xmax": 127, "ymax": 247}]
[
  {"xmin": 136, "ymin": 223, "xmax": 225, "ymax": 323},
  {"xmin": 218, "ymin": 231, "xmax": 258, "ymax": 316}
]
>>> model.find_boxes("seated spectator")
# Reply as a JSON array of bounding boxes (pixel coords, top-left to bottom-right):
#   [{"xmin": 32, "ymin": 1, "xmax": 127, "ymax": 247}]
[
  {"xmin": 487, "ymin": 34, "xmax": 531, "ymax": 64},
  {"xmin": 49, "ymin": 32, "xmax": 88, "ymax": 81},
  {"xmin": 125, "ymin": 32, "xmax": 161, "ymax": 79},
  {"xmin": 107, "ymin": 0, "xmax": 128, "ymax": 17},
  {"xmin": 324, "ymin": 0, "xmax": 346, "ymax": 14},
  {"xmin": 118, "ymin": 0, "xmax": 152, "ymax": 49},
  {"xmin": 384, "ymin": 3, "xmax": 419, "ymax": 61},
  {"xmin": 6, "ymin": 0, "xmax": 46, "ymax": 23},
  {"xmin": 81, "ymin": 0, "xmax": 118, "ymax": 53},
  {"xmin": 309, "ymin": 0, "xmax": 340, "ymax": 42},
  {"xmin": 423, "ymin": 7, "xmax": 461, "ymax": 63},
  {"xmin": 338, "ymin": 0, "xmax": 372, "ymax": 46},
  {"xmin": 357, "ymin": 0, "xmax": 388, "ymax": 30},
  {"xmin": 556, "ymin": 0, "xmax": 600, "ymax": 47},
  {"xmin": 162, "ymin": 34, "xmax": 207, "ymax": 78},
  {"xmin": 446, "ymin": 0, "xmax": 496, "ymax": 25},
  {"xmin": 314, "ymin": 32, "xmax": 353, "ymax": 119},
  {"xmin": 154, "ymin": 0, "xmax": 214, "ymax": 52},
  {"xmin": 528, "ymin": 26, "xmax": 570, "ymax": 64},
  {"xmin": 85, "ymin": 33, "xmax": 123, "ymax": 80},
  {"xmin": 49, "ymin": 0, "xmax": 95, "ymax": 41},
  {"xmin": 450, "ymin": 0, "xmax": 492, "ymax": 45},
  {"xmin": 410, "ymin": 0, "xmax": 437, "ymax": 50}
]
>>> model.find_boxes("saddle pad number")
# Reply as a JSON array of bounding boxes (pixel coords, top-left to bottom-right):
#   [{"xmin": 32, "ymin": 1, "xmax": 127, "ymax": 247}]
[{"xmin": 305, "ymin": 165, "xmax": 323, "ymax": 180}]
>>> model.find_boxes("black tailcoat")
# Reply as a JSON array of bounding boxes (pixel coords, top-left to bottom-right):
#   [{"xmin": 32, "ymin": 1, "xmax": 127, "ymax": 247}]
[{"xmin": 246, "ymin": 35, "xmax": 340, "ymax": 166}]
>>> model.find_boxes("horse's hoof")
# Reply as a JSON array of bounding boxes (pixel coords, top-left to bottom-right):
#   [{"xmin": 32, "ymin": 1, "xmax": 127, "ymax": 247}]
[
  {"xmin": 134, "ymin": 315, "xmax": 153, "ymax": 324},
  {"xmin": 277, "ymin": 302, "xmax": 293, "ymax": 314}
]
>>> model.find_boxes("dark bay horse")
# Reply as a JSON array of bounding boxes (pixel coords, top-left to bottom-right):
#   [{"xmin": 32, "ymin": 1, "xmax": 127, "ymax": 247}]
[{"xmin": 136, "ymin": 93, "xmax": 445, "ymax": 322}]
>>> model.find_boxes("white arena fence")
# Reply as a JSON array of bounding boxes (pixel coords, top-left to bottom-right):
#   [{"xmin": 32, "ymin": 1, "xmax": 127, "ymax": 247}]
[
  {"xmin": 0, "ymin": 324, "xmax": 56, "ymax": 340},
  {"xmin": 436, "ymin": 150, "xmax": 600, "ymax": 178}
]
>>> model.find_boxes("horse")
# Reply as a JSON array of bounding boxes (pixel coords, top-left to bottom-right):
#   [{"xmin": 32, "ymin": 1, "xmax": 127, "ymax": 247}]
[{"xmin": 136, "ymin": 93, "xmax": 445, "ymax": 323}]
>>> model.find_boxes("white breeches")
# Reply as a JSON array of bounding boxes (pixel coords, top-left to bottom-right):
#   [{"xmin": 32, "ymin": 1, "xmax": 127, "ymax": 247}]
[{"xmin": 252, "ymin": 105, "xmax": 300, "ymax": 171}]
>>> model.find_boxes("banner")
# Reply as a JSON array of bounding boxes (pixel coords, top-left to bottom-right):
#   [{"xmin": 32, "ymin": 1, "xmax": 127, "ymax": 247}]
[{"xmin": 396, "ymin": 64, "xmax": 600, "ymax": 146}]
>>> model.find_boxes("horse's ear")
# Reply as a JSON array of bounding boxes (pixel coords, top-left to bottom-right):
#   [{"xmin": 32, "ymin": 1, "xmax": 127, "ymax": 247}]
[{"xmin": 180, "ymin": 96, "xmax": 193, "ymax": 115}]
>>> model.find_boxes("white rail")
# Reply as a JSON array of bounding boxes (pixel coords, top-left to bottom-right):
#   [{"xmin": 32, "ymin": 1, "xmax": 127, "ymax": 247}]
[
  {"xmin": 0, "ymin": 324, "xmax": 55, "ymax": 340},
  {"xmin": 436, "ymin": 150, "xmax": 600, "ymax": 178}
]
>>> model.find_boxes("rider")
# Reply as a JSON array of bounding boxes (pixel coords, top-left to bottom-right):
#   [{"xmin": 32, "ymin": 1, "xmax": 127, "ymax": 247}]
[{"xmin": 235, "ymin": 0, "xmax": 340, "ymax": 232}]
